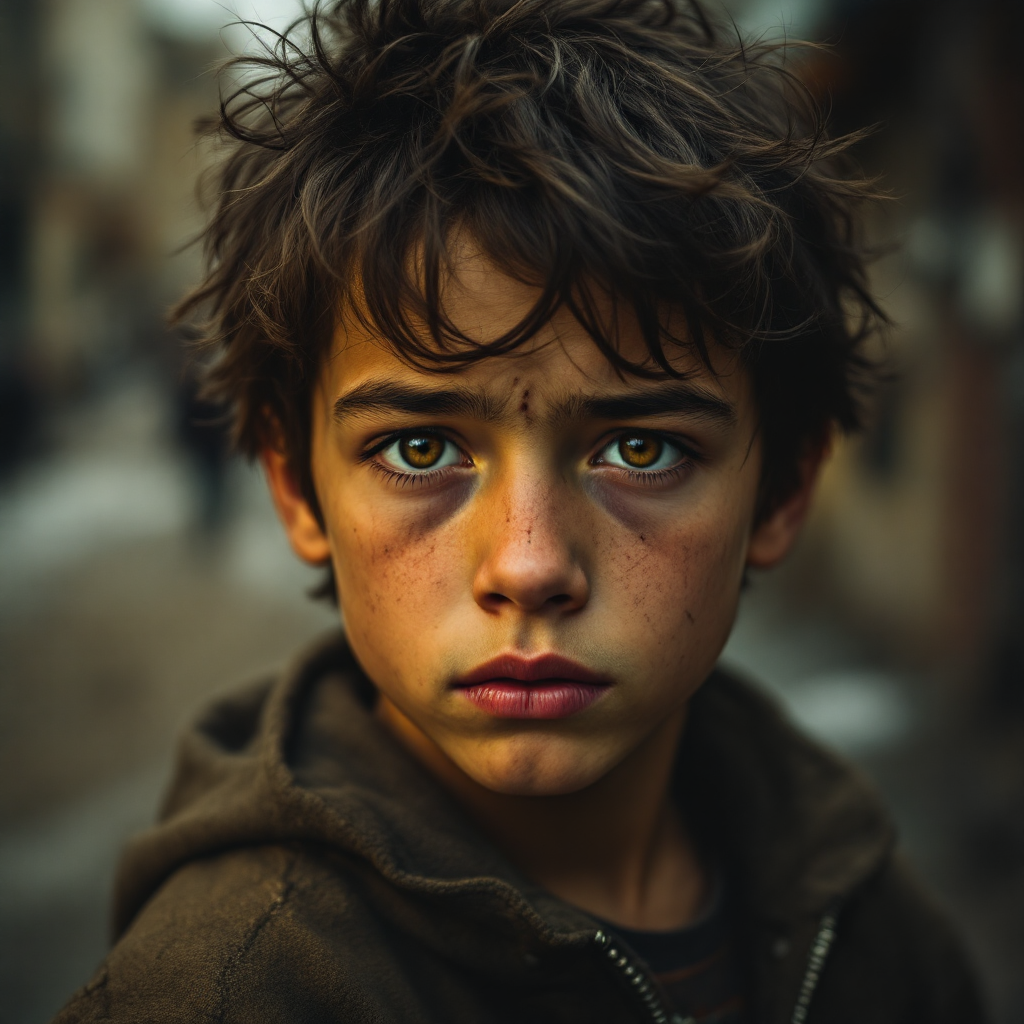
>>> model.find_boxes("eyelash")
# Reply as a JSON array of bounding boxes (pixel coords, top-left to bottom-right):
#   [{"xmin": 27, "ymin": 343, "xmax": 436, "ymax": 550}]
[
  {"xmin": 359, "ymin": 432, "xmax": 468, "ymax": 489},
  {"xmin": 618, "ymin": 464, "xmax": 690, "ymax": 487},
  {"xmin": 599, "ymin": 448, "xmax": 699, "ymax": 488},
  {"xmin": 367, "ymin": 463, "xmax": 451, "ymax": 488}
]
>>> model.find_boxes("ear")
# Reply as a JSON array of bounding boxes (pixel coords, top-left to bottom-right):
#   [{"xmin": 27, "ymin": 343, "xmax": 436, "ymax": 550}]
[
  {"xmin": 745, "ymin": 442, "xmax": 828, "ymax": 569},
  {"xmin": 261, "ymin": 445, "xmax": 332, "ymax": 565}
]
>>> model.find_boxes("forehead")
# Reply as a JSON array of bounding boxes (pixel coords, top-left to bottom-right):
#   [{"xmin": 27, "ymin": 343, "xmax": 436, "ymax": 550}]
[{"xmin": 321, "ymin": 259, "xmax": 753, "ymax": 420}]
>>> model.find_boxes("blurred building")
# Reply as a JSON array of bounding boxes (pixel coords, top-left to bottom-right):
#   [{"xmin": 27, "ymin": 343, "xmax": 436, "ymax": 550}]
[
  {"xmin": 796, "ymin": 0, "xmax": 1024, "ymax": 705},
  {"xmin": 721, "ymin": 0, "xmax": 1024, "ymax": 716},
  {"xmin": 24, "ymin": 0, "xmax": 221, "ymax": 400},
  {"xmin": 10, "ymin": 0, "xmax": 1021, "ymax": 693},
  {"xmin": 0, "ymin": 0, "xmax": 1021, "ymax": 1021},
  {"xmin": 0, "ymin": 1, "xmax": 42, "ymax": 473}
]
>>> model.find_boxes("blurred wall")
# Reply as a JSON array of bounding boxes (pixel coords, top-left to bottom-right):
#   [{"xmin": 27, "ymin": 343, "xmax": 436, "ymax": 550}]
[
  {"xmin": 731, "ymin": 0, "xmax": 1024, "ymax": 706},
  {"xmin": 12, "ymin": 0, "xmax": 1022, "ymax": 692},
  {"xmin": 7, "ymin": 2, "xmax": 1023, "ymax": 684},
  {"xmin": 27, "ymin": 0, "xmax": 217, "ymax": 399},
  {"xmin": 0, "ymin": 1, "xmax": 1022, "ymax": 1022}
]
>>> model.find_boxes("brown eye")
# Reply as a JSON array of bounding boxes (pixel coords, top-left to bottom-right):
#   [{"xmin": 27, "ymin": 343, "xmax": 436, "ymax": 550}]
[
  {"xmin": 376, "ymin": 433, "xmax": 462, "ymax": 476},
  {"xmin": 618, "ymin": 434, "xmax": 662, "ymax": 468},
  {"xmin": 399, "ymin": 435, "xmax": 445, "ymax": 468}
]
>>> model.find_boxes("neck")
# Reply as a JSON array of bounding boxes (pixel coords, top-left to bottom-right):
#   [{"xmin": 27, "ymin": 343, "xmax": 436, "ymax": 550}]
[{"xmin": 377, "ymin": 699, "xmax": 706, "ymax": 931}]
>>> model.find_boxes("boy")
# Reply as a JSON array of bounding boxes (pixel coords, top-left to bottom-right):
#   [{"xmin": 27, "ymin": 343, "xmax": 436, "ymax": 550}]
[{"xmin": 54, "ymin": 1, "xmax": 985, "ymax": 1021}]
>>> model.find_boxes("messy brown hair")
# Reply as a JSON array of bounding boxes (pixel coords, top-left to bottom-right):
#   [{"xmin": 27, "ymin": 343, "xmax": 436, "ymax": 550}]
[{"xmin": 175, "ymin": 0, "xmax": 882, "ymax": 555}]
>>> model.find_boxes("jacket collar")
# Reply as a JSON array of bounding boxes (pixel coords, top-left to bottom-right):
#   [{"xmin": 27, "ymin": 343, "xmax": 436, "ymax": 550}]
[
  {"xmin": 677, "ymin": 669, "xmax": 894, "ymax": 926},
  {"xmin": 118, "ymin": 630, "xmax": 893, "ymax": 946}
]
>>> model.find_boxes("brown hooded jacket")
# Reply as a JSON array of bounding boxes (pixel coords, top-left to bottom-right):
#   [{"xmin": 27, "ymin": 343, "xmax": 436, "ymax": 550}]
[{"xmin": 53, "ymin": 632, "xmax": 986, "ymax": 1024}]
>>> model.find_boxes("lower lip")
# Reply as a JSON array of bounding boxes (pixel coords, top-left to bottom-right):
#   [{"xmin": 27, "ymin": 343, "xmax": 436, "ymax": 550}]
[{"xmin": 459, "ymin": 682, "xmax": 608, "ymax": 719}]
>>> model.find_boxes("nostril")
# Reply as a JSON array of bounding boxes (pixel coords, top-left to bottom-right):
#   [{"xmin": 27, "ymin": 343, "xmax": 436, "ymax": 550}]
[
  {"xmin": 486, "ymin": 592, "xmax": 511, "ymax": 605},
  {"xmin": 547, "ymin": 593, "xmax": 573, "ymax": 606}
]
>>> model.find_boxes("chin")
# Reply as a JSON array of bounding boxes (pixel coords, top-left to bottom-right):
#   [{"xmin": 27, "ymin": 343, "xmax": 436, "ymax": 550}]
[{"xmin": 457, "ymin": 735, "xmax": 615, "ymax": 797}]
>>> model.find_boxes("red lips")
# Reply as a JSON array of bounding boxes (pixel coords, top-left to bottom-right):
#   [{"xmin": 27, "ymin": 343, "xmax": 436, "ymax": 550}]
[
  {"xmin": 454, "ymin": 654, "xmax": 610, "ymax": 719},
  {"xmin": 456, "ymin": 654, "xmax": 609, "ymax": 687}
]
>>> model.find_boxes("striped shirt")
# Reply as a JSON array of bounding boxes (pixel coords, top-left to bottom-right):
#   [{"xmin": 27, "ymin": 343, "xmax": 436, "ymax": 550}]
[{"xmin": 599, "ymin": 881, "xmax": 745, "ymax": 1023}]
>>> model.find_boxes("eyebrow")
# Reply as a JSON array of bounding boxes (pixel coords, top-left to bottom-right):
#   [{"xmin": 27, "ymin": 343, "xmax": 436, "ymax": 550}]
[
  {"xmin": 333, "ymin": 380, "xmax": 501, "ymax": 422},
  {"xmin": 561, "ymin": 382, "xmax": 736, "ymax": 425},
  {"xmin": 332, "ymin": 378, "xmax": 735, "ymax": 425}
]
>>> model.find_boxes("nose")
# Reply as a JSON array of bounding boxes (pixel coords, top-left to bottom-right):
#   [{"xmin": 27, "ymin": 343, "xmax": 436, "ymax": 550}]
[{"xmin": 471, "ymin": 475, "xmax": 590, "ymax": 616}]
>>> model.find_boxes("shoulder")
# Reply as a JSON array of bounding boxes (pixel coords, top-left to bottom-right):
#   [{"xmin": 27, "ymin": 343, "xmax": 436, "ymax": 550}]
[
  {"xmin": 51, "ymin": 843, "xmax": 408, "ymax": 1024},
  {"xmin": 693, "ymin": 668, "xmax": 987, "ymax": 1021},
  {"xmin": 816, "ymin": 856, "xmax": 989, "ymax": 1023}
]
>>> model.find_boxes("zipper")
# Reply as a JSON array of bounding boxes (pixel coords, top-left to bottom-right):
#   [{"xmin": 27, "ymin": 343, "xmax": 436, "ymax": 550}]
[
  {"xmin": 593, "ymin": 929, "xmax": 695, "ymax": 1024},
  {"xmin": 789, "ymin": 903, "xmax": 840, "ymax": 1024},
  {"xmin": 595, "ymin": 900, "xmax": 840, "ymax": 1024}
]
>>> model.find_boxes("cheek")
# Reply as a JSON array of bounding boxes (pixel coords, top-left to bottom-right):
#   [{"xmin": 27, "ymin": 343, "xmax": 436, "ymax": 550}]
[
  {"xmin": 599, "ymin": 502, "xmax": 749, "ymax": 655},
  {"xmin": 328, "ymin": 483, "xmax": 473, "ymax": 650},
  {"xmin": 588, "ymin": 476, "xmax": 751, "ymax": 607}
]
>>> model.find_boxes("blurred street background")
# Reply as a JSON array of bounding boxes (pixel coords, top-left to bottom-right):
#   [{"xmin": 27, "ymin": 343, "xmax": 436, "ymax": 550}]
[{"xmin": 0, "ymin": 0, "xmax": 1021, "ymax": 1021}]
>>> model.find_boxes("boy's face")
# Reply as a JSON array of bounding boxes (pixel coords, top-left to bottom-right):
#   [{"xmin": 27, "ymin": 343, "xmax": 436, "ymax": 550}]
[{"xmin": 266, "ymin": 258, "xmax": 814, "ymax": 796}]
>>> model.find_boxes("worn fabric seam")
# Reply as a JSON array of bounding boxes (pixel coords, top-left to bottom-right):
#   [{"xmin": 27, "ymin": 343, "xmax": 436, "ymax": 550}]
[{"xmin": 214, "ymin": 848, "xmax": 299, "ymax": 1024}]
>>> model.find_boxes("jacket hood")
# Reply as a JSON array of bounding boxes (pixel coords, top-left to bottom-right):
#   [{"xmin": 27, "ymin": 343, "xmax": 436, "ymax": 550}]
[{"xmin": 114, "ymin": 630, "xmax": 894, "ymax": 948}]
